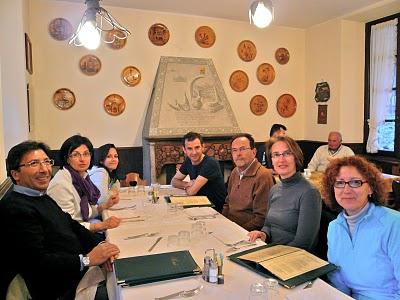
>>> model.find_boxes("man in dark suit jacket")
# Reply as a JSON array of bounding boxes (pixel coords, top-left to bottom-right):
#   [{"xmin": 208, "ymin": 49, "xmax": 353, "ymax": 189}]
[{"xmin": 0, "ymin": 141, "xmax": 120, "ymax": 300}]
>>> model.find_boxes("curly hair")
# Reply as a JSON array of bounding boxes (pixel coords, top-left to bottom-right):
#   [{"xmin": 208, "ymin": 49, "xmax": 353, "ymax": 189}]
[{"xmin": 322, "ymin": 156, "xmax": 387, "ymax": 212}]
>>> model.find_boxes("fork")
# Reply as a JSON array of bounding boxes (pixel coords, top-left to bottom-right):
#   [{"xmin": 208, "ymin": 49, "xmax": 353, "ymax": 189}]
[{"xmin": 154, "ymin": 285, "xmax": 203, "ymax": 300}]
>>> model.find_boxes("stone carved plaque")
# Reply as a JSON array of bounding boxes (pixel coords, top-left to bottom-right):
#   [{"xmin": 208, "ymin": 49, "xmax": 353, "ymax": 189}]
[{"xmin": 143, "ymin": 56, "xmax": 240, "ymax": 139}]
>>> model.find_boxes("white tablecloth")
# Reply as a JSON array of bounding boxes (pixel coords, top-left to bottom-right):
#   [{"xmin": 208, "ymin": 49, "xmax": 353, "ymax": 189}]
[{"xmin": 103, "ymin": 187, "xmax": 332, "ymax": 300}]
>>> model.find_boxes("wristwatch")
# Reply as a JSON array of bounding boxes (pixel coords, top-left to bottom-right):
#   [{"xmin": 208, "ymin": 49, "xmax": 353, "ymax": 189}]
[{"xmin": 82, "ymin": 256, "xmax": 90, "ymax": 268}]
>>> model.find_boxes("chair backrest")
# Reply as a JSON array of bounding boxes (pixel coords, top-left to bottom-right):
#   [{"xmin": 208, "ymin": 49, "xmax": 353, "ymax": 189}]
[
  {"xmin": 120, "ymin": 172, "xmax": 147, "ymax": 187},
  {"xmin": 391, "ymin": 180, "xmax": 400, "ymax": 210},
  {"xmin": 6, "ymin": 274, "xmax": 31, "ymax": 300}
]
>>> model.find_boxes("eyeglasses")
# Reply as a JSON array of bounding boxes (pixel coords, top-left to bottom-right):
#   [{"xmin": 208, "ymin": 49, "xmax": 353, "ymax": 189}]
[
  {"xmin": 334, "ymin": 179, "xmax": 367, "ymax": 188},
  {"xmin": 19, "ymin": 159, "xmax": 54, "ymax": 168},
  {"xmin": 232, "ymin": 147, "xmax": 252, "ymax": 154},
  {"xmin": 69, "ymin": 152, "xmax": 91, "ymax": 159},
  {"xmin": 271, "ymin": 150, "xmax": 293, "ymax": 159}
]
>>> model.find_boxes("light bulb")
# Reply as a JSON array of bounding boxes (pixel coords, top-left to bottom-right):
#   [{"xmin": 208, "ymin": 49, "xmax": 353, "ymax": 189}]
[
  {"xmin": 78, "ymin": 20, "xmax": 101, "ymax": 50},
  {"xmin": 250, "ymin": 1, "xmax": 273, "ymax": 29}
]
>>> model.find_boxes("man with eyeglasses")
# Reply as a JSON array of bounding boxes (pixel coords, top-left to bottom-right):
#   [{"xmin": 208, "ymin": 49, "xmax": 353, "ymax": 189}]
[
  {"xmin": 307, "ymin": 131, "xmax": 354, "ymax": 172},
  {"xmin": 171, "ymin": 132, "xmax": 226, "ymax": 212},
  {"xmin": 222, "ymin": 134, "xmax": 275, "ymax": 231},
  {"xmin": 0, "ymin": 141, "xmax": 119, "ymax": 299}
]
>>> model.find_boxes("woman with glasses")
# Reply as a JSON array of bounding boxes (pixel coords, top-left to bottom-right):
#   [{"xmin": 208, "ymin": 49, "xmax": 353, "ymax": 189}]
[
  {"xmin": 248, "ymin": 136, "xmax": 322, "ymax": 251},
  {"xmin": 322, "ymin": 156, "xmax": 400, "ymax": 299},
  {"xmin": 89, "ymin": 144, "xmax": 121, "ymax": 205},
  {"xmin": 48, "ymin": 135, "xmax": 120, "ymax": 233}
]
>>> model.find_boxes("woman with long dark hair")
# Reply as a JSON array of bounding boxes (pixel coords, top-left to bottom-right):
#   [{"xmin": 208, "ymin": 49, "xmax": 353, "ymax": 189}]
[{"xmin": 89, "ymin": 143, "xmax": 121, "ymax": 204}]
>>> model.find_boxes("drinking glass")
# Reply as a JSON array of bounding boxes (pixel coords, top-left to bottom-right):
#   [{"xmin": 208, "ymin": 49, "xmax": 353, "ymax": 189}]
[
  {"xmin": 248, "ymin": 282, "xmax": 267, "ymax": 300},
  {"xmin": 167, "ymin": 203, "xmax": 178, "ymax": 215},
  {"xmin": 178, "ymin": 230, "xmax": 190, "ymax": 246},
  {"xmin": 263, "ymin": 278, "xmax": 280, "ymax": 299},
  {"xmin": 167, "ymin": 235, "xmax": 178, "ymax": 248}
]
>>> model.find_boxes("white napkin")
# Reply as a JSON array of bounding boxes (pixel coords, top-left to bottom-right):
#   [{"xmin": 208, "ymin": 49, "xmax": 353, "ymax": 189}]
[
  {"xmin": 108, "ymin": 202, "xmax": 136, "ymax": 210},
  {"xmin": 211, "ymin": 226, "xmax": 248, "ymax": 245},
  {"xmin": 185, "ymin": 207, "xmax": 218, "ymax": 218},
  {"xmin": 285, "ymin": 279, "xmax": 354, "ymax": 300},
  {"xmin": 75, "ymin": 266, "xmax": 106, "ymax": 300}
]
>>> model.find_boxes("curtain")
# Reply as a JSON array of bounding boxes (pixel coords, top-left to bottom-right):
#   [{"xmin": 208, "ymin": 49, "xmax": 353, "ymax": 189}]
[{"xmin": 366, "ymin": 19, "xmax": 397, "ymax": 153}]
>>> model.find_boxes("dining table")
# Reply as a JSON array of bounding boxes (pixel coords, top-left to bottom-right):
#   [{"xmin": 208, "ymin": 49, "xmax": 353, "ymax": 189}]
[{"xmin": 103, "ymin": 185, "xmax": 351, "ymax": 300}]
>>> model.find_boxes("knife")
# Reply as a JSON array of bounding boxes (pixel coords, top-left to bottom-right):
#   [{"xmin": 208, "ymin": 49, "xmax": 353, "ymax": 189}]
[{"xmin": 148, "ymin": 237, "xmax": 163, "ymax": 252}]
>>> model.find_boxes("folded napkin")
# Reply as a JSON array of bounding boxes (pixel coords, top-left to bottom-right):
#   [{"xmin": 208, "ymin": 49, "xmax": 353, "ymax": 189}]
[
  {"xmin": 185, "ymin": 207, "xmax": 218, "ymax": 218},
  {"xmin": 211, "ymin": 227, "xmax": 249, "ymax": 246},
  {"xmin": 285, "ymin": 279, "xmax": 354, "ymax": 300},
  {"xmin": 108, "ymin": 202, "xmax": 136, "ymax": 210}
]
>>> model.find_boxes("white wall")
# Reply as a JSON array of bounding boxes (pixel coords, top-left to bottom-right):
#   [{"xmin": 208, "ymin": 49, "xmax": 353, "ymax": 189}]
[
  {"xmin": 305, "ymin": 19, "xmax": 365, "ymax": 143},
  {"xmin": 29, "ymin": 0, "xmax": 306, "ymax": 148},
  {"xmin": 0, "ymin": 0, "xmax": 30, "ymax": 181}
]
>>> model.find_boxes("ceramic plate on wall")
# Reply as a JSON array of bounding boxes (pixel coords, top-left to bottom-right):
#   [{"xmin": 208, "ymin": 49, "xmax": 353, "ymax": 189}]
[
  {"xmin": 195, "ymin": 26, "xmax": 216, "ymax": 48},
  {"xmin": 53, "ymin": 88, "xmax": 76, "ymax": 110},
  {"xmin": 104, "ymin": 94, "xmax": 126, "ymax": 116},
  {"xmin": 79, "ymin": 55, "xmax": 101, "ymax": 76},
  {"xmin": 148, "ymin": 23, "xmax": 170, "ymax": 46},
  {"xmin": 121, "ymin": 66, "xmax": 141, "ymax": 87},
  {"xmin": 229, "ymin": 70, "xmax": 249, "ymax": 92},
  {"xmin": 237, "ymin": 40, "xmax": 257, "ymax": 62},
  {"xmin": 250, "ymin": 95, "xmax": 268, "ymax": 116},
  {"xmin": 256, "ymin": 63, "xmax": 275, "ymax": 85},
  {"xmin": 105, "ymin": 29, "xmax": 127, "ymax": 49},
  {"xmin": 48, "ymin": 18, "xmax": 73, "ymax": 41},
  {"xmin": 277, "ymin": 94, "xmax": 297, "ymax": 118},
  {"xmin": 275, "ymin": 48, "xmax": 290, "ymax": 64}
]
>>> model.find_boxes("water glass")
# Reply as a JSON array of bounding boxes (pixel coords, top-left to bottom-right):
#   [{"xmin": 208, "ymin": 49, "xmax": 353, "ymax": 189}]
[
  {"xmin": 167, "ymin": 203, "xmax": 178, "ymax": 215},
  {"xmin": 136, "ymin": 185, "xmax": 145, "ymax": 197},
  {"xmin": 175, "ymin": 202, "xmax": 184, "ymax": 211},
  {"xmin": 248, "ymin": 282, "xmax": 267, "ymax": 300},
  {"xmin": 167, "ymin": 235, "xmax": 178, "ymax": 248},
  {"xmin": 263, "ymin": 278, "xmax": 280, "ymax": 299},
  {"xmin": 178, "ymin": 230, "xmax": 190, "ymax": 246}
]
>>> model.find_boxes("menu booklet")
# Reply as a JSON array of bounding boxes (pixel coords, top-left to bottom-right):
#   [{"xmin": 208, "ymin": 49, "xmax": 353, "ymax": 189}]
[
  {"xmin": 115, "ymin": 250, "xmax": 202, "ymax": 287},
  {"xmin": 229, "ymin": 245, "xmax": 337, "ymax": 288},
  {"xmin": 165, "ymin": 195, "xmax": 213, "ymax": 208}
]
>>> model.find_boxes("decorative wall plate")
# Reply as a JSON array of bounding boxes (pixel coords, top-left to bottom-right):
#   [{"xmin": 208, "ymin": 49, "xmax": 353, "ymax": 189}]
[
  {"xmin": 229, "ymin": 70, "xmax": 249, "ymax": 92},
  {"xmin": 121, "ymin": 66, "xmax": 141, "ymax": 87},
  {"xmin": 53, "ymin": 88, "xmax": 76, "ymax": 110},
  {"xmin": 79, "ymin": 55, "xmax": 101, "ymax": 76},
  {"xmin": 277, "ymin": 94, "xmax": 297, "ymax": 118},
  {"xmin": 237, "ymin": 40, "xmax": 257, "ymax": 62},
  {"xmin": 148, "ymin": 23, "xmax": 170, "ymax": 46},
  {"xmin": 105, "ymin": 29, "xmax": 127, "ymax": 49},
  {"xmin": 275, "ymin": 48, "xmax": 290, "ymax": 64},
  {"xmin": 104, "ymin": 94, "xmax": 126, "ymax": 116},
  {"xmin": 250, "ymin": 95, "xmax": 268, "ymax": 116},
  {"xmin": 48, "ymin": 18, "xmax": 73, "ymax": 41},
  {"xmin": 256, "ymin": 63, "xmax": 275, "ymax": 85},
  {"xmin": 195, "ymin": 26, "xmax": 216, "ymax": 48}
]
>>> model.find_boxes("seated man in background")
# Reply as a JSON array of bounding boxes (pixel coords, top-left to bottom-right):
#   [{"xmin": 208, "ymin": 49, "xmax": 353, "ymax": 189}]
[
  {"xmin": 222, "ymin": 134, "xmax": 275, "ymax": 231},
  {"xmin": 307, "ymin": 131, "xmax": 354, "ymax": 172},
  {"xmin": 256, "ymin": 123, "xmax": 287, "ymax": 168},
  {"xmin": 171, "ymin": 132, "xmax": 226, "ymax": 212},
  {"xmin": 0, "ymin": 141, "xmax": 119, "ymax": 300}
]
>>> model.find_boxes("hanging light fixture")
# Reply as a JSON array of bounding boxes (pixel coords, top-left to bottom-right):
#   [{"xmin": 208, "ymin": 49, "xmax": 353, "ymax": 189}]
[
  {"xmin": 249, "ymin": 0, "xmax": 274, "ymax": 29},
  {"xmin": 69, "ymin": 0, "xmax": 131, "ymax": 50}
]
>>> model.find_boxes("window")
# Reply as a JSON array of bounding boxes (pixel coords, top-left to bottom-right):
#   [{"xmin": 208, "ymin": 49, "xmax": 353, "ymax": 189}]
[{"xmin": 365, "ymin": 14, "xmax": 399, "ymax": 158}]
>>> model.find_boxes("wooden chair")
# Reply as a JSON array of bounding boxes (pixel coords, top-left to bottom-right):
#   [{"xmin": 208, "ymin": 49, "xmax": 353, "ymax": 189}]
[{"xmin": 120, "ymin": 172, "xmax": 147, "ymax": 187}]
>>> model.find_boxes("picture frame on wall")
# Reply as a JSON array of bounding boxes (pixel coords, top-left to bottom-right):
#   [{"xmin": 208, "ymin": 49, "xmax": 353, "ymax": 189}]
[
  {"xmin": 318, "ymin": 104, "xmax": 328, "ymax": 124},
  {"xmin": 25, "ymin": 33, "xmax": 33, "ymax": 74}
]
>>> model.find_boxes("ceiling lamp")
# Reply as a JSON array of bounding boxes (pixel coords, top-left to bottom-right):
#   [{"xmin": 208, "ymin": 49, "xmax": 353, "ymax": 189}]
[
  {"xmin": 69, "ymin": 0, "xmax": 131, "ymax": 50},
  {"xmin": 249, "ymin": 0, "xmax": 274, "ymax": 29}
]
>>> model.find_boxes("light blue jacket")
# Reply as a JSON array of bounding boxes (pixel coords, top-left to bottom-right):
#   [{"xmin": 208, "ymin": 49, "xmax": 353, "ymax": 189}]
[{"xmin": 328, "ymin": 203, "xmax": 400, "ymax": 300}]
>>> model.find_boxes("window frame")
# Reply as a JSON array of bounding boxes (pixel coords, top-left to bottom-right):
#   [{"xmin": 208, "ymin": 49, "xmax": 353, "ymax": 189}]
[{"xmin": 364, "ymin": 13, "xmax": 400, "ymax": 158}]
